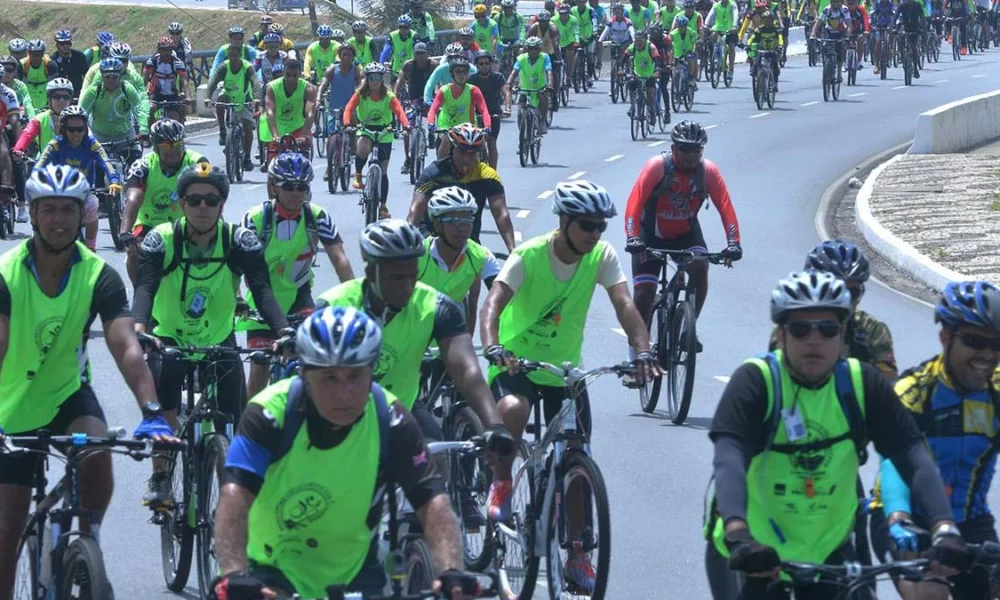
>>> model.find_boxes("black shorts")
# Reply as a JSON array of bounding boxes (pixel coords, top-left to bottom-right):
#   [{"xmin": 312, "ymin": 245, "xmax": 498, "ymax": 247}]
[
  {"xmin": 411, "ymin": 400, "xmax": 444, "ymax": 442},
  {"xmin": 630, "ymin": 223, "xmax": 708, "ymax": 285},
  {"xmin": 147, "ymin": 334, "xmax": 247, "ymax": 417},
  {"xmin": 0, "ymin": 385, "xmax": 106, "ymax": 486},
  {"xmin": 490, "ymin": 371, "xmax": 592, "ymax": 438},
  {"xmin": 487, "ymin": 114, "xmax": 501, "ymax": 139},
  {"xmin": 246, "ymin": 285, "xmax": 314, "ymax": 348}
]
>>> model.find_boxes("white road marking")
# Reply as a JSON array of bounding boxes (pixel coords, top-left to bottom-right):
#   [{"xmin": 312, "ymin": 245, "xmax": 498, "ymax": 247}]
[
  {"xmin": 800, "ymin": 101, "xmax": 820, "ymax": 106},
  {"xmin": 892, "ymin": 85, "xmax": 908, "ymax": 90},
  {"xmin": 514, "ymin": 231, "xmax": 523, "ymax": 242},
  {"xmin": 516, "ymin": 209, "xmax": 530, "ymax": 218},
  {"xmin": 749, "ymin": 112, "xmax": 770, "ymax": 119},
  {"xmin": 704, "ymin": 124, "xmax": 719, "ymax": 130},
  {"xmin": 973, "ymin": 73, "xmax": 987, "ymax": 78},
  {"xmin": 935, "ymin": 79, "xmax": 949, "ymax": 83},
  {"xmin": 538, "ymin": 190, "xmax": 553, "ymax": 199},
  {"xmin": 714, "ymin": 376, "xmax": 731, "ymax": 384},
  {"xmin": 611, "ymin": 328, "xmax": 627, "ymax": 337},
  {"xmin": 568, "ymin": 170, "xmax": 586, "ymax": 180},
  {"xmin": 848, "ymin": 92, "xmax": 867, "ymax": 97},
  {"xmin": 605, "ymin": 154, "xmax": 625, "ymax": 162},
  {"xmin": 647, "ymin": 140, "xmax": 665, "ymax": 147}
]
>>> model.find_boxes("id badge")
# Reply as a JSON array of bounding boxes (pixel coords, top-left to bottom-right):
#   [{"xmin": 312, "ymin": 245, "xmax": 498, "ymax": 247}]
[{"xmin": 782, "ymin": 407, "xmax": 807, "ymax": 442}]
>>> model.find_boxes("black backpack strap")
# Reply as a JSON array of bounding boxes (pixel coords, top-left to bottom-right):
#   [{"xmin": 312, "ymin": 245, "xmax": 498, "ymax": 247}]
[
  {"xmin": 162, "ymin": 219, "xmax": 185, "ymax": 277},
  {"xmin": 259, "ymin": 200, "xmax": 275, "ymax": 247},
  {"xmin": 302, "ymin": 202, "xmax": 320, "ymax": 261}
]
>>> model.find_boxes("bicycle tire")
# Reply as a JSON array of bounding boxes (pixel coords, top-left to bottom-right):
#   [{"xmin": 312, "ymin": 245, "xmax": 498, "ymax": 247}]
[
  {"xmin": 767, "ymin": 72, "xmax": 776, "ymax": 109},
  {"xmin": 518, "ymin": 112, "xmax": 529, "ymax": 167},
  {"xmin": 411, "ymin": 130, "xmax": 426, "ymax": 184},
  {"xmin": 224, "ymin": 138, "xmax": 237, "ymax": 184},
  {"xmin": 611, "ymin": 70, "xmax": 620, "ymax": 103},
  {"xmin": 683, "ymin": 84, "xmax": 694, "ymax": 111},
  {"xmin": 404, "ymin": 538, "xmax": 437, "ymax": 595},
  {"xmin": 671, "ymin": 78, "xmax": 682, "ymax": 112},
  {"xmin": 365, "ymin": 166, "xmax": 381, "ymax": 225},
  {"xmin": 822, "ymin": 58, "xmax": 831, "ymax": 101},
  {"xmin": 13, "ymin": 526, "xmax": 40, "ymax": 600},
  {"xmin": 832, "ymin": 65, "xmax": 841, "ymax": 100},
  {"xmin": 197, "ymin": 434, "xmax": 230, "ymax": 599},
  {"xmin": 629, "ymin": 90, "xmax": 640, "ymax": 141},
  {"xmin": 339, "ymin": 145, "xmax": 351, "ymax": 193},
  {"xmin": 952, "ymin": 26, "xmax": 960, "ymax": 59},
  {"xmin": 496, "ymin": 442, "xmax": 539, "ymax": 600},
  {"xmin": 327, "ymin": 137, "xmax": 337, "ymax": 193},
  {"xmin": 754, "ymin": 72, "xmax": 764, "ymax": 110},
  {"xmin": 234, "ymin": 132, "xmax": 245, "ymax": 183},
  {"xmin": 710, "ymin": 48, "xmax": 720, "ymax": 88},
  {"xmin": 108, "ymin": 192, "xmax": 124, "ymax": 251},
  {"xmin": 159, "ymin": 449, "xmax": 195, "ymax": 592},
  {"xmin": 668, "ymin": 300, "xmax": 697, "ymax": 425},
  {"xmin": 450, "ymin": 405, "xmax": 491, "ymax": 571},
  {"xmin": 639, "ymin": 94, "xmax": 648, "ymax": 139},
  {"xmin": 545, "ymin": 452, "xmax": 611, "ymax": 600},
  {"xmin": 315, "ymin": 117, "xmax": 327, "ymax": 159},
  {"xmin": 639, "ymin": 297, "xmax": 667, "ymax": 413},
  {"xmin": 61, "ymin": 537, "xmax": 113, "ymax": 600},
  {"xmin": 723, "ymin": 51, "xmax": 733, "ymax": 87},
  {"xmin": 530, "ymin": 126, "xmax": 541, "ymax": 165}
]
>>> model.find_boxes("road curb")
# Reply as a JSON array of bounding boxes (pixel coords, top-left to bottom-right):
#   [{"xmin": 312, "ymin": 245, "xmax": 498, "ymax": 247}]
[
  {"xmin": 853, "ymin": 153, "xmax": 968, "ymax": 290},
  {"xmin": 185, "ymin": 119, "xmax": 218, "ymax": 135}
]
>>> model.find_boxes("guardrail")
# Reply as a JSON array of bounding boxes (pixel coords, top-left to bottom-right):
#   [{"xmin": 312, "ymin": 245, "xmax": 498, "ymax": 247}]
[
  {"xmin": 909, "ymin": 89, "xmax": 1000, "ymax": 154},
  {"xmin": 132, "ymin": 30, "xmax": 460, "ymax": 86}
]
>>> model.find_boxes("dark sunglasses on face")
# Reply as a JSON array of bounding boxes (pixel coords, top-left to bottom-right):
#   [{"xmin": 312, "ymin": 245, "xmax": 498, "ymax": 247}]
[
  {"xmin": 279, "ymin": 182, "xmax": 310, "ymax": 192},
  {"xmin": 576, "ymin": 219, "xmax": 608, "ymax": 233},
  {"xmin": 956, "ymin": 332, "xmax": 1000, "ymax": 352},
  {"xmin": 50, "ymin": 94, "xmax": 72, "ymax": 102},
  {"xmin": 367, "ymin": 74, "xmax": 384, "ymax": 82},
  {"xmin": 477, "ymin": 61, "xmax": 491, "ymax": 68},
  {"xmin": 63, "ymin": 126, "xmax": 87, "ymax": 134},
  {"xmin": 786, "ymin": 320, "xmax": 842, "ymax": 339},
  {"xmin": 440, "ymin": 215, "xmax": 474, "ymax": 225},
  {"xmin": 676, "ymin": 142, "xmax": 703, "ymax": 154},
  {"xmin": 57, "ymin": 41, "xmax": 72, "ymax": 46},
  {"xmin": 102, "ymin": 73, "xmax": 121, "ymax": 79},
  {"xmin": 184, "ymin": 194, "xmax": 224, "ymax": 208}
]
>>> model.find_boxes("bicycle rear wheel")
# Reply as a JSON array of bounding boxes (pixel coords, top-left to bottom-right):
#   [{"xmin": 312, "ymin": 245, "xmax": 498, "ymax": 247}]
[
  {"xmin": 545, "ymin": 452, "xmax": 611, "ymax": 600},
  {"xmin": 495, "ymin": 442, "xmax": 539, "ymax": 600},
  {"xmin": 197, "ymin": 434, "xmax": 230, "ymax": 599},
  {"xmin": 159, "ymin": 449, "xmax": 194, "ymax": 592},
  {"xmin": 403, "ymin": 538, "xmax": 437, "ymax": 595},
  {"xmin": 667, "ymin": 300, "xmax": 697, "ymax": 425},
  {"xmin": 14, "ymin": 525, "xmax": 40, "ymax": 600},
  {"xmin": 108, "ymin": 192, "xmax": 125, "ymax": 251},
  {"xmin": 233, "ymin": 132, "xmax": 245, "ymax": 182},
  {"xmin": 61, "ymin": 537, "xmax": 113, "ymax": 600},
  {"xmin": 518, "ymin": 113, "xmax": 530, "ymax": 168},
  {"xmin": 411, "ymin": 130, "xmax": 427, "ymax": 184},
  {"xmin": 639, "ymin": 296, "xmax": 667, "ymax": 413},
  {"xmin": 611, "ymin": 69, "xmax": 621, "ymax": 103},
  {"xmin": 710, "ymin": 49, "xmax": 720, "ymax": 88}
]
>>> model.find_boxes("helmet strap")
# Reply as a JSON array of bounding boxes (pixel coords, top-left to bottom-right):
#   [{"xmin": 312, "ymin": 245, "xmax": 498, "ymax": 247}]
[
  {"xmin": 32, "ymin": 217, "xmax": 81, "ymax": 256},
  {"xmin": 367, "ymin": 264, "xmax": 402, "ymax": 322},
  {"xmin": 559, "ymin": 218, "xmax": 586, "ymax": 256}
]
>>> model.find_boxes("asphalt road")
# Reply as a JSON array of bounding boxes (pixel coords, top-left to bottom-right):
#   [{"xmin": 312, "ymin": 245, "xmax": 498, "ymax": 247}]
[{"xmin": 6, "ymin": 44, "xmax": 1000, "ymax": 599}]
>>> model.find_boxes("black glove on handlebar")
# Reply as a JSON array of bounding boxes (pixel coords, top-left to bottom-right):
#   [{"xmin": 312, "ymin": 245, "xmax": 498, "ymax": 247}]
[
  {"xmin": 726, "ymin": 528, "xmax": 781, "ymax": 574},
  {"xmin": 625, "ymin": 237, "xmax": 646, "ymax": 254},
  {"xmin": 210, "ymin": 573, "xmax": 264, "ymax": 600},
  {"xmin": 723, "ymin": 243, "xmax": 743, "ymax": 262},
  {"xmin": 930, "ymin": 529, "xmax": 970, "ymax": 571},
  {"xmin": 485, "ymin": 344, "xmax": 514, "ymax": 367},
  {"xmin": 483, "ymin": 423, "xmax": 515, "ymax": 457},
  {"xmin": 436, "ymin": 569, "xmax": 480, "ymax": 598}
]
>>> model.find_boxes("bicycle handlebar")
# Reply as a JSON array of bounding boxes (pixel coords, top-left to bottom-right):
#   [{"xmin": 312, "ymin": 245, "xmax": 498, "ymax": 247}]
[
  {"xmin": 1, "ymin": 429, "xmax": 185, "ymax": 459},
  {"xmin": 515, "ymin": 360, "xmax": 635, "ymax": 385},
  {"xmin": 224, "ymin": 570, "xmax": 499, "ymax": 599},
  {"xmin": 780, "ymin": 558, "xmax": 931, "ymax": 586},
  {"xmin": 426, "ymin": 436, "xmax": 485, "ymax": 456},
  {"xmin": 639, "ymin": 247, "xmax": 730, "ymax": 265}
]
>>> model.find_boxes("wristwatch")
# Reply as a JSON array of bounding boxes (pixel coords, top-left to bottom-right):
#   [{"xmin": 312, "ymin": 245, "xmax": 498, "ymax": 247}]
[
  {"xmin": 932, "ymin": 523, "xmax": 961, "ymax": 543},
  {"xmin": 141, "ymin": 402, "xmax": 164, "ymax": 418}
]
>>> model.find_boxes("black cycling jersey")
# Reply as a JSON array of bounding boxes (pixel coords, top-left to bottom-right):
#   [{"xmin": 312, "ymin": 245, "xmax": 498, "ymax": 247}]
[{"xmin": 470, "ymin": 71, "xmax": 506, "ymax": 115}]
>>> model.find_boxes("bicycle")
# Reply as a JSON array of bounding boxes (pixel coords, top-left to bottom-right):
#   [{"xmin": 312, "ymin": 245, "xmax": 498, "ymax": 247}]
[
  {"xmin": 314, "ymin": 104, "xmax": 329, "ymax": 159},
  {"xmin": 499, "ymin": 42, "xmax": 521, "ymax": 79},
  {"xmin": 926, "ymin": 19, "xmax": 942, "ymax": 62},
  {"xmin": 845, "ymin": 35, "xmax": 859, "ymax": 85},
  {"xmin": 778, "ymin": 558, "xmax": 933, "ymax": 598},
  {"xmin": 211, "ymin": 101, "xmax": 254, "ymax": 184},
  {"xmin": 152, "ymin": 98, "xmax": 188, "ymax": 124},
  {"xmin": 98, "ymin": 140, "xmax": 131, "ymax": 251},
  {"xmin": 805, "ymin": 16, "xmax": 819, "ymax": 65},
  {"xmin": 349, "ymin": 124, "xmax": 394, "ymax": 226},
  {"xmin": 947, "ymin": 16, "xmax": 962, "ymax": 59},
  {"xmin": 753, "ymin": 49, "xmax": 778, "ymax": 109},
  {"xmin": 898, "ymin": 29, "xmax": 916, "ymax": 86},
  {"xmin": 696, "ymin": 39, "xmax": 712, "ymax": 80},
  {"xmin": 9, "ymin": 429, "xmax": 179, "ymax": 600},
  {"xmin": 709, "ymin": 34, "xmax": 733, "ymax": 88},
  {"xmin": 627, "ymin": 76, "xmax": 652, "ymax": 141},
  {"xmin": 142, "ymin": 338, "xmax": 258, "ymax": 598},
  {"xmin": 490, "ymin": 360, "xmax": 634, "ymax": 600},
  {"xmin": 557, "ymin": 52, "xmax": 571, "ymax": 107},
  {"xmin": 820, "ymin": 37, "xmax": 842, "ymax": 102},
  {"xmin": 671, "ymin": 54, "xmax": 695, "ymax": 112},
  {"xmin": 407, "ymin": 105, "xmax": 429, "ymax": 185},
  {"xmin": 326, "ymin": 108, "xmax": 354, "ymax": 193},
  {"xmin": 219, "ymin": 567, "xmax": 499, "ymax": 599},
  {"xmin": 513, "ymin": 87, "xmax": 544, "ymax": 167},
  {"xmin": 629, "ymin": 248, "xmax": 727, "ymax": 423},
  {"xmin": 607, "ymin": 42, "xmax": 629, "ymax": 104},
  {"xmin": 572, "ymin": 45, "xmax": 591, "ymax": 93},
  {"xmin": 0, "ymin": 181, "xmax": 19, "ymax": 240}
]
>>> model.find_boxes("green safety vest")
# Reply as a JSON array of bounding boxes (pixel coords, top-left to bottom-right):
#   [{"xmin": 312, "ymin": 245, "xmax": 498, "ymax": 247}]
[
  {"xmin": 630, "ymin": 43, "xmax": 656, "ymax": 77},
  {"xmin": 21, "ymin": 57, "xmax": 50, "ymax": 112},
  {"xmin": 712, "ymin": 1, "xmax": 736, "ymax": 31},
  {"xmin": 416, "ymin": 237, "xmax": 488, "ymax": 302},
  {"xmin": 221, "ymin": 59, "xmax": 254, "ymax": 105},
  {"xmin": 486, "ymin": 231, "xmax": 603, "ymax": 388},
  {"xmin": 0, "ymin": 241, "xmax": 103, "ymax": 433},
  {"xmin": 671, "ymin": 28, "xmax": 697, "ymax": 55},
  {"xmin": 389, "ymin": 30, "xmax": 416, "ymax": 75},
  {"xmin": 348, "ymin": 36, "xmax": 374, "ymax": 65},
  {"xmin": 246, "ymin": 377, "xmax": 390, "ymax": 597},
  {"xmin": 355, "ymin": 91, "xmax": 396, "ymax": 143},
  {"xmin": 261, "ymin": 77, "xmax": 307, "ymax": 143},
  {"xmin": 497, "ymin": 12, "xmax": 524, "ymax": 41},
  {"xmin": 437, "ymin": 83, "xmax": 473, "ymax": 129},
  {"xmin": 515, "ymin": 53, "xmax": 547, "ymax": 102},
  {"xmin": 661, "ymin": 4, "xmax": 682, "ymax": 27},
  {"xmin": 136, "ymin": 150, "xmax": 204, "ymax": 228},
  {"xmin": 707, "ymin": 352, "xmax": 866, "ymax": 565},
  {"xmin": 307, "ymin": 41, "xmax": 338, "ymax": 79},
  {"xmin": 473, "ymin": 20, "xmax": 496, "ymax": 49},
  {"xmin": 151, "ymin": 219, "xmax": 238, "ymax": 349},
  {"xmin": 317, "ymin": 278, "xmax": 437, "ymax": 409},
  {"xmin": 627, "ymin": 6, "xmax": 653, "ymax": 30},
  {"xmin": 555, "ymin": 14, "xmax": 580, "ymax": 48},
  {"xmin": 32, "ymin": 111, "xmax": 58, "ymax": 158},
  {"xmin": 573, "ymin": 5, "xmax": 596, "ymax": 40}
]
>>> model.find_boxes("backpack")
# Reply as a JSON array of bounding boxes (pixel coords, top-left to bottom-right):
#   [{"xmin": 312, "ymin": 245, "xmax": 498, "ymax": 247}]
[
  {"xmin": 258, "ymin": 200, "xmax": 321, "ymax": 266},
  {"xmin": 162, "ymin": 220, "xmax": 234, "ymax": 277}
]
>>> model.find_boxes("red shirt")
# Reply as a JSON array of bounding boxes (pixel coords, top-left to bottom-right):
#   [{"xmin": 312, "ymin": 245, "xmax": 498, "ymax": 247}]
[{"xmin": 849, "ymin": 5, "xmax": 870, "ymax": 33}]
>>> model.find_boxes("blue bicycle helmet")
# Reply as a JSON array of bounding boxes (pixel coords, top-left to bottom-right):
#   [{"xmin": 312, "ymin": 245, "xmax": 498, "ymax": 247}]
[
  {"xmin": 54, "ymin": 30, "xmax": 72, "ymax": 43},
  {"xmin": 263, "ymin": 32, "xmax": 282, "ymax": 44},
  {"xmin": 99, "ymin": 57, "xmax": 124, "ymax": 73},
  {"xmin": 804, "ymin": 240, "xmax": 870, "ymax": 283},
  {"xmin": 398, "ymin": 14, "xmax": 414, "ymax": 26},
  {"xmin": 317, "ymin": 24, "xmax": 335, "ymax": 38},
  {"xmin": 935, "ymin": 281, "xmax": 1000, "ymax": 332},
  {"xmin": 268, "ymin": 152, "xmax": 315, "ymax": 184},
  {"xmin": 96, "ymin": 31, "xmax": 114, "ymax": 46},
  {"xmin": 296, "ymin": 306, "xmax": 383, "ymax": 368}
]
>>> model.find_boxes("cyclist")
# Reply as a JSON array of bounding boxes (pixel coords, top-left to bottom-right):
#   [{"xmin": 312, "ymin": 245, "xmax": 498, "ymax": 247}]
[
  {"xmin": 739, "ymin": 0, "xmax": 772, "ymax": 47},
  {"xmin": 210, "ymin": 26, "xmax": 257, "ymax": 80},
  {"xmin": 470, "ymin": 50, "xmax": 510, "ymax": 169},
  {"xmin": 497, "ymin": 0, "xmax": 528, "ymax": 61},
  {"xmin": 847, "ymin": 0, "xmax": 870, "ymax": 71},
  {"xmin": 21, "ymin": 40, "xmax": 56, "ymax": 113},
  {"xmin": 81, "ymin": 42, "xmax": 141, "ymax": 93},
  {"xmin": 428, "ymin": 57, "xmax": 492, "ymax": 159},
  {"xmin": 0, "ymin": 56, "xmax": 34, "ymax": 119},
  {"xmin": 348, "ymin": 21, "xmax": 379, "ymax": 65},
  {"xmin": 870, "ymin": 281, "xmax": 1000, "ymax": 600},
  {"xmin": 573, "ymin": 0, "xmax": 600, "ymax": 77},
  {"xmin": 671, "ymin": 15, "xmax": 701, "ymax": 91},
  {"xmin": 343, "ymin": 63, "xmax": 409, "ymax": 216},
  {"xmin": 0, "ymin": 67, "xmax": 22, "ymax": 223},
  {"xmin": 506, "ymin": 36, "xmax": 553, "ymax": 135},
  {"xmin": 527, "ymin": 11, "xmax": 564, "ymax": 111},
  {"xmin": 167, "ymin": 22, "xmax": 194, "ymax": 71},
  {"xmin": 262, "ymin": 58, "xmax": 316, "ymax": 171},
  {"xmin": 120, "ymin": 119, "xmax": 207, "ymax": 287},
  {"xmin": 253, "ymin": 33, "xmax": 288, "ymax": 94},
  {"xmin": 35, "ymin": 105, "xmax": 119, "ymax": 251},
  {"xmin": 50, "ymin": 30, "xmax": 89, "ymax": 98},
  {"xmin": 624, "ymin": 121, "xmax": 741, "ymax": 355},
  {"xmin": 213, "ymin": 306, "xmax": 482, "ymax": 600},
  {"xmin": 743, "ymin": 10, "xmax": 785, "ymax": 88},
  {"xmin": 628, "ymin": 0, "xmax": 658, "ymax": 29},
  {"xmin": 555, "ymin": 4, "xmax": 582, "ymax": 92},
  {"xmin": 811, "ymin": 0, "xmax": 852, "ymax": 80},
  {"xmin": 394, "ymin": 42, "xmax": 437, "ymax": 175},
  {"xmin": 704, "ymin": 270, "xmax": 967, "ymax": 600},
  {"xmin": 870, "ymin": 0, "xmax": 898, "ymax": 73},
  {"xmin": 423, "ymin": 43, "xmax": 480, "ymax": 106},
  {"xmin": 78, "ymin": 58, "xmax": 147, "ymax": 169},
  {"xmin": 144, "ymin": 37, "xmax": 193, "ymax": 128},
  {"xmin": 204, "ymin": 43, "xmax": 261, "ymax": 171},
  {"xmin": 456, "ymin": 26, "xmax": 483, "ymax": 61},
  {"xmin": 419, "ymin": 186, "xmax": 503, "ymax": 334},
  {"xmin": 592, "ymin": 0, "xmax": 610, "ymax": 31},
  {"xmin": 250, "ymin": 14, "xmax": 275, "ymax": 49},
  {"xmin": 12, "ymin": 77, "xmax": 73, "ymax": 163},
  {"xmin": 481, "ymin": 180, "xmax": 658, "ymax": 593},
  {"xmin": 410, "ymin": 0, "xmax": 439, "ymax": 45},
  {"xmin": 473, "ymin": 3, "xmax": 502, "ymax": 56},
  {"xmin": 409, "ymin": 124, "xmax": 515, "ymax": 253},
  {"xmin": 601, "ymin": 3, "xmax": 638, "ymax": 95},
  {"xmin": 239, "ymin": 153, "xmax": 353, "ymax": 400},
  {"xmin": 648, "ymin": 23, "xmax": 673, "ymax": 124},
  {"xmin": 896, "ymin": 0, "xmax": 926, "ymax": 78},
  {"xmin": 6, "ymin": 40, "xmax": 27, "ymax": 80},
  {"xmin": 707, "ymin": 0, "xmax": 740, "ymax": 80},
  {"xmin": 318, "ymin": 43, "xmax": 363, "ymax": 179},
  {"xmin": 0, "ymin": 165, "xmax": 163, "ymax": 600},
  {"xmin": 303, "ymin": 24, "xmax": 339, "ymax": 84},
  {"xmin": 82, "ymin": 31, "xmax": 114, "ymax": 68},
  {"xmin": 380, "ymin": 15, "xmax": 417, "ymax": 84},
  {"xmin": 624, "ymin": 31, "xmax": 661, "ymax": 126},
  {"xmin": 681, "ymin": 0, "xmax": 708, "ymax": 33},
  {"xmin": 132, "ymin": 162, "xmax": 290, "ymax": 505},
  {"xmin": 259, "ymin": 23, "xmax": 297, "ymax": 58}
]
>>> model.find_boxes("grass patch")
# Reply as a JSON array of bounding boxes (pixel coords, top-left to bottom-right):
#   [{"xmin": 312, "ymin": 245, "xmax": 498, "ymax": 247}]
[{"xmin": 993, "ymin": 190, "xmax": 1000, "ymax": 212}]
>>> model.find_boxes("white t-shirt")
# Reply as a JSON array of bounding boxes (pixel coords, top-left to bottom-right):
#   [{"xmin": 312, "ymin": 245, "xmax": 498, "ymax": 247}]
[{"xmin": 497, "ymin": 235, "xmax": 626, "ymax": 292}]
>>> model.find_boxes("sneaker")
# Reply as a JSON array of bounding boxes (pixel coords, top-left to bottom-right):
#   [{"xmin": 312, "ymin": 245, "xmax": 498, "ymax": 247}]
[
  {"xmin": 461, "ymin": 493, "xmax": 485, "ymax": 532},
  {"xmin": 323, "ymin": 169, "xmax": 330, "ymax": 181},
  {"xmin": 873, "ymin": 65, "xmax": 880, "ymax": 75},
  {"xmin": 539, "ymin": 122, "xmax": 548, "ymax": 135},
  {"xmin": 378, "ymin": 205, "xmax": 391, "ymax": 219},
  {"xmin": 400, "ymin": 159, "xmax": 411, "ymax": 175},
  {"xmin": 695, "ymin": 336, "xmax": 704, "ymax": 353},
  {"xmin": 243, "ymin": 157, "xmax": 254, "ymax": 171},
  {"xmin": 16, "ymin": 206, "xmax": 28, "ymax": 223},
  {"xmin": 218, "ymin": 130, "xmax": 226, "ymax": 146},
  {"xmin": 487, "ymin": 479, "xmax": 513, "ymax": 521},
  {"xmin": 913, "ymin": 70, "xmax": 920, "ymax": 78},
  {"xmin": 143, "ymin": 472, "xmax": 172, "ymax": 507},
  {"xmin": 564, "ymin": 553, "xmax": 596, "ymax": 594},
  {"xmin": 352, "ymin": 173, "xmax": 363, "ymax": 190},
  {"xmin": 626, "ymin": 108, "xmax": 633, "ymax": 117}
]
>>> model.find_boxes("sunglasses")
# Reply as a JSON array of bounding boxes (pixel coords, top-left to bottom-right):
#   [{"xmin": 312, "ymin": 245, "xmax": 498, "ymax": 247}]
[
  {"xmin": 676, "ymin": 143, "xmax": 703, "ymax": 154},
  {"xmin": 102, "ymin": 73, "xmax": 122, "ymax": 79},
  {"xmin": 63, "ymin": 126, "xmax": 87, "ymax": 134},
  {"xmin": 156, "ymin": 141, "xmax": 184, "ymax": 151},
  {"xmin": 477, "ymin": 61, "xmax": 492, "ymax": 68},
  {"xmin": 440, "ymin": 215, "xmax": 474, "ymax": 225},
  {"xmin": 57, "ymin": 41, "xmax": 72, "ymax": 46},
  {"xmin": 786, "ymin": 320, "xmax": 842, "ymax": 339},
  {"xmin": 184, "ymin": 194, "xmax": 224, "ymax": 208},
  {"xmin": 279, "ymin": 182, "xmax": 310, "ymax": 192},
  {"xmin": 956, "ymin": 332, "xmax": 1000, "ymax": 352},
  {"xmin": 50, "ymin": 94, "xmax": 72, "ymax": 101},
  {"xmin": 576, "ymin": 219, "xmax": 608, "ymax": 233}
]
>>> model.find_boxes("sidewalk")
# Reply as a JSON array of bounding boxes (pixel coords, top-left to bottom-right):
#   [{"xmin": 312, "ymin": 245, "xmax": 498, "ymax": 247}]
[{"xmin": 854, "ymin": 141, "xmax": 1000, "ymax": 288}]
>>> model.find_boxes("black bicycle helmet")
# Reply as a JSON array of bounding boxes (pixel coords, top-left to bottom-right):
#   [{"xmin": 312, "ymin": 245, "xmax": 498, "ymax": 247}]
[
  {"xmin": 177, "ymin": 162, "xmax": 230, "ymax": 199},
  {"xmin": 671, "ymin": 120, "xmax": 708, "ymax": 146},
  {"xmin": 804, "ymin": 239, "xmax": 870, "ymax": 283},
  {"xmin": 150, "ymin": 119, "xmax": 185, "ymax": 145}
]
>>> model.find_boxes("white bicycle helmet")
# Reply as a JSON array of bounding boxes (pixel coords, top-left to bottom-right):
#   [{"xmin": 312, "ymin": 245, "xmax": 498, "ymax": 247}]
[
  {"xmin": 552, "ymin": 180, "xmax": 617, "ymax": 218},
  {"xmin": 27, "ymin": 39, "xmax": 46, "ymax": 53},
  {"xmin": 331, "ymin": 28, "xmax": 347, "ymax": 41},
  {"xmin": 46, "ymin": 78, "xmax": 74, "ymax": 95},
  {"xmin": 352, "ymin": 20, "xmax": 369, "ymax": 31},
  {"xmin": 428, "ymin": 186, "xmax": 477, "ymax": 219},
  {"xmin": 60, "ymin": 105, "xmax": 89, "ymax": 121},
  {"xmin": 8, "ymin": 39, "xmax": 28, "ymax": 53},
  {"xmin": 26, "ymin": 165, "xmax": 91, "ymax": 205},
  {"xmin": 296, "ymin": 306, "xmax": 383, "ymax": 368},
  {"xmin": 445, "ymin": 42, "xmax": 465, "ymax": 56},
  {"xmin": 109, "ymin": 41, "xmax": 131, "ymax": 60},
  {"xmin": 770, "ymin": 270, "xmax": 853, "ymax": 324},
  {"xmin": 525, "ymin": 36, "xmax": 544, "ymax": 48},
  {"xmin": 365, "ymin": 62, "xmax": 388, "ymax": 75},
  {"xmin": 360, "ymin": 219, "xmax": 425, "ymax": 261}
]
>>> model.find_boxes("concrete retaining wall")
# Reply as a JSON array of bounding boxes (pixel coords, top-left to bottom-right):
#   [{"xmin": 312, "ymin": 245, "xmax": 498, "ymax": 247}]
[{"xmin": 909, "ymin": 89, "xmax": 1000, "ymax": 154}]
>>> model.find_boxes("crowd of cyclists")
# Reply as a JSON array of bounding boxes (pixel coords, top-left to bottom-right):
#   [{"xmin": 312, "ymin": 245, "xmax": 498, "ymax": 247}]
[{"xmin": 1, "ymin": 0, "xmax": 1000, "ymax": 598}]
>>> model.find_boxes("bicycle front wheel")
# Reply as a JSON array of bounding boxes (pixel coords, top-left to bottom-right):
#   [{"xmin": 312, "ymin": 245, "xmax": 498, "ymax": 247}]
[
  {"xmin": 639, "ymin": 296, "xmax": 667, "ymax": 413},
  {"xmin": 496, "ymin": 442, "xmax": 539, "ymax": 600},
  {"xmin": 13, "ymin": 526, "xmax": 40, "ymax": 600},
  {"xmin": 667, "ymin": 300, "xmax": 697, "ymax": 425},
  {"xmin": 159, "ymin": 449, "xmax": 194, "ymax": 591},
  {"xmin": 450, "ymin": 406, "xmax": 491, "ymax": 571},
  {"xmin": 108, "ymin": 192, "xmax": 124, "ymax": 251},
  {"xmin": 197, "ymin": 434, "xmax": 230, "ymax": 599},
  {"xmin": 61, "ymin": 537, "xmax": 113, "ymax": 600},
  {"xmin": 545, "ymin": 452, "xmax": 611, "ymax": 600},
  {"xmin": 629, "ymin": 90, "xmax": 641, "ymax": 141},
  {"xmin": 364, "ymin": 166, "xmax": 381, "ymax": 225},
  {"xmin": 404, "ymin": 538, "xmax": 437, "ymax": 595}
]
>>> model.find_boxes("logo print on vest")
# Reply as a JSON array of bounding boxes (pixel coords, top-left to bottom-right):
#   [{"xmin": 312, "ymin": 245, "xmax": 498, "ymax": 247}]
[
  {"xmin": 185, "ymin": 287, "xmax": 211, "ymax": 318},
  {"xmin": 788, "ymin": 419, "xmax": 832, "ymax": 473},
  {"xmin": 374, "ymin": 344, "xmax": 398, "ymax": 384},
  {"xmin": 154, "ymin": 190, "xmax": 174, "ymax": 210},
  {"xmin": 276, "ymin": 483, "xmax": 332, "ymax": 531},
  {"xmin": 34, "ymin": 316, "xmax": 64, "ymax": 355}
]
